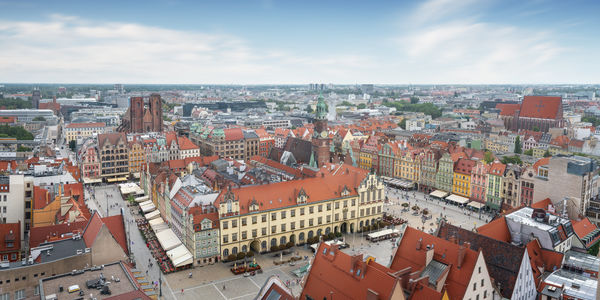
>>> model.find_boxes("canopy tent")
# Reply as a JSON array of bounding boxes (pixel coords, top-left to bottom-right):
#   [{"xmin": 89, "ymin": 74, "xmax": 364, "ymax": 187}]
[
  {"xmin": 141, "ymin": 203, "xmax": 156, "ymax": 213},
  {"xmin": 144, "ymin": 210, "xmax": 160, "ymax": 220},
  {"xmin": 152, "ymin": 223, "xmax": 169, "ymax": 233},
  {"xmin": 446, "ymin": 194, "xmax": 470, "ymax": 205},
  {"xmin": 135, "ymin": 196, "xmax": 149, "ymax": 203},
  {"xmin": 140, "ymin": 200, "xmax": 153, "ymax": 207},
  {"xmin": 156, "ymin": 229, "xmax": 182, "ymax": 251},
  {"xmin": 167, "ymin": 244, "xmax": 194, "ymax": 267},
  {"xmin": 367, "ymin": 228, "xmax": 400, "ymax": 240},
  {"xmin": 467, "ymin": 202, "xmax": 485, "ymax": 209},
  {"xmin": 119, "ymin": 182, "xmax": 145, "ymax": 195},
  {"xmin": 429, "ymin": 190, "xmax": 448, "ymax": 198},
  {"xmin": 83, "ymin": 177, "xmax": 102, "ymax": 184},
  {"xmin": 149, "ymin": 217, "xmax": 164, "ymax": 227}
]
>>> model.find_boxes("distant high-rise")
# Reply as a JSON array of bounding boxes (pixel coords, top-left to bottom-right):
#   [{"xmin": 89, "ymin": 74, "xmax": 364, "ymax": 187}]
[{"xmin": 31, "ymin": 89, "xmax": 40, "ymax": 109}]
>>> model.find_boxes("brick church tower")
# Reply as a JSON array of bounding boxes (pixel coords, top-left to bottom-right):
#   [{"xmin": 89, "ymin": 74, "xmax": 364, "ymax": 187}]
[
  {"xmin": 127, "ymin": 93, "xmax": 163, "ymax": 133},
  {"xmin": 312, "ymin": 94, "xmax": 331, "ymax": 167}
]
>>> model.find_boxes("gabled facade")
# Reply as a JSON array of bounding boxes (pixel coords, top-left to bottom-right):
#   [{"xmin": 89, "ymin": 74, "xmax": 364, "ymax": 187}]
[
  {"xmin": 419, "ymin": 149, "xmax": 440, "ymax": 193},
  {"xmin": 435, "ymin": 153, "xmax": 454, "ymax": 192},
  {"xmin": 452, "ymin": 158, "xmax": 475, "ymax": 198},
  {"xmin": 469, "ymin": 160, "xmax": 488, "ymax": 204},
  {"xmin": 486, "ymin": 162, "xmax": 506, "ymax": 211}
]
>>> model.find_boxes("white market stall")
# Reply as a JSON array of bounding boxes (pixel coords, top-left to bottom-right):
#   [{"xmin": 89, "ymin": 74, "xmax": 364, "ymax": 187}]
[
  {"xmin": 429, "ymin": 190, "xmax": 448, "ymax": 199},
  {"xmin": 367, "ymin": 229, "xmax": 400, "ymax": 242},
  {"xmin": 145, "ymin": 210, "xmax": 160, "ymax": 220},
  {"xmin": 446, "ymin": 194, "xmax": 470, "ymax": 205},
  {"xmin": 135, "ymin": 195, "xmax": 149, "ymax": 203},
  {"xmin": 167, "ymin": 244, "xmax": 194, "ymax": 268},
  {"xmin": 141, "ymin": 203, "xmax": 156, "ymax": 213},
  {"xmin": 467, "ymin": 201, "xmax": 485, "ymax": 210},
  {"xmin": 156, "ymin": 229, "xmax": 182, "ymax": 251}
]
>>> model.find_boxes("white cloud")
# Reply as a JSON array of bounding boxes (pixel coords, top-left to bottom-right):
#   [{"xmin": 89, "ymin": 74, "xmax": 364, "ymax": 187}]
[{"xmin": 0, "ymin": 15, "xmax": 378, "ymax": 84}]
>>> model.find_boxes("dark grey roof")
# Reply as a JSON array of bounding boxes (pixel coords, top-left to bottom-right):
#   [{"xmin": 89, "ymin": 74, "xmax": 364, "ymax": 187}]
[
  {"xmin": 243, "ymin": 131, "xmax": 259, "ymax": 139},
  {"xmin": 421, "ymin": 260, "xmax": 448, "ymax": 286}
]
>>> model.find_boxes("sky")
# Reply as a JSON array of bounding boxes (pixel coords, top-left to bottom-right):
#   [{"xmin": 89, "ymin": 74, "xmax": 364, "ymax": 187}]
[{"xmin": 0, "ymin": 0, "xmax": 598, "ymax": 84}]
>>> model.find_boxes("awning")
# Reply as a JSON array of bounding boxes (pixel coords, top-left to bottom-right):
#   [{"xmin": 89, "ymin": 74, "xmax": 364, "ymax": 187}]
[
  {"xmin": 446, "ymin": 194, "xmax": 470, "ymax": 204},
  {"xmin": 135, "ymin": 196, "xmax": 149, "ymax": 203},
  {"xmin": 107, "ymin": 178, "xmax": 118, "ymax": 183},
  {"xmin": 367, "ymin": 229, "xmax": 400, "ymax": 239},
  {"xmin": 167, "ymin": 244, "xmax": 194, "ymax": 267},
  {"xmin": 156, "ymin": 229, "xmax": 182, "ymax": 251},
  {"xmin": 83, "ymin": 177, "xmax": 102, "ymax": 184},
  {"xmin": 429, "ymin": 190, "xmax": 448, "ymax": 198},
  {"xmin": 172, "ymin": 253, "xmax": 194, "ymax": 268},
  {"xmin": 141, "ymin": 203, "xmax": 156, "ymax": 213},
  {"xmin": 145, "ymin": 210, "xmax": 160, "ymax": 220},
  {"xmin": 119, "ymin": 183, "xmax": 145, "ymax": 195},
  {"xmin": 140, "ymin": 200, "xmax": 153, "ymax": 207},
  {"xmin": 133, "ymin": 172, "xmax": 141, "ymax": 179},
  {"xmin": 467, "ymin": 202, "xmax": 485, "ymax": 209}
]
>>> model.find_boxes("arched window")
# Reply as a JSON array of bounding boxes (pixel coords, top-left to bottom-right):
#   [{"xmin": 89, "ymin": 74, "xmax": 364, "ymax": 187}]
[
  {"xmin": 280, "ymin": 236, "xmax": 286, "ymax": 245},
  {"xmin": 299, "ymin": 232, "xmax": 305, "ymax": 241},
  {"xmin": 271, "ymin": 238, "xmax": 277, "ymax": 247},
  {"xmin": 232, "ymin": 247, "xmax": 238, "ymax": 255},
  {"xmin": 223, "ymin": 249, "xmax": 229, "ymax": 257}
]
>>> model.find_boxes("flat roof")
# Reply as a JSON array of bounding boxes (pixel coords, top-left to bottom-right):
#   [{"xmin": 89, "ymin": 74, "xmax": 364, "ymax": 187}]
[
  {"xmin": 563, "ymin": 250, "xmax": 600, "ymax": 273},
  {"xmin": 544, "ymin": 269, "xmax": 597, "ymax": 300},
  {"xmin": 41, "ymin": 262, "xmax": 139, "ymax": 300}
]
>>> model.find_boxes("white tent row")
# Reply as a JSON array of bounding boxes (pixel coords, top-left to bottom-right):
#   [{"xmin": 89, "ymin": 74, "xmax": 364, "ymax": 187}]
[
  {"xmin": 135, "ymin": 195, "xmax": 149, "ymax": 203},
  {"xmin": 367, "ymin": 228, "xmax": 400, "ymax": 240},
  {"xmin": 429, "ymin": 190, "xmax": 448, "ymax": 198},
  {"xmin": 145, "ymin": 210, "xmax": 160, "ymax": 220},
  {"xmin": 446, "ymin": 194, "xmax": 470, "ymax": 205},
  {"xmin": 141, "ymin": 203, "xmax": 156, "ymax": 213},
  {"xmin": 167, "ymin": 244, "xmax": 194, "ymax": 268},
  {"xmin": 119, "ymin": 182, "xmax": 145, "ymax": 195},
  {"xmin": 156, "ymin": 228, "xmax": 182, "ymax": 251}
]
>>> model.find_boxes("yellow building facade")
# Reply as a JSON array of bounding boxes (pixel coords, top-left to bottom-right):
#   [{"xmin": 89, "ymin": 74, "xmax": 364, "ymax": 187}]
[{"xmin": 217, "ymin": 169, "xmax": 385, "ymax": 257}]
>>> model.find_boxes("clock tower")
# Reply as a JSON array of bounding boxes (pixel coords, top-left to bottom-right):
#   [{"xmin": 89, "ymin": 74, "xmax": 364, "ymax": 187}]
[{"xmin": 312, "ymin": 94, "xmax": 331, "ymax": 167}]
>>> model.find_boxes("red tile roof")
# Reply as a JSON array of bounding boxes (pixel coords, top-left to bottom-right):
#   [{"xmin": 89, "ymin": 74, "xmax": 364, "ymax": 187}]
[
  {"xmin": 177, "ymin": 136, "xmax": 199, "ymax": 150},
  {"xmin": 0, "ymin": 160, "xmax": 16, "ymax": 172},
  {"xmin": 572, "ymin": 217, "xmax": 600, "ymax": 248},
  {"xmin": 83, "ymin": 213, "xmax": 104, "ymax": 248},
  {"xmin": 66, "ymin": 122, "xmax": 105, "ymax": 128},
  {"xmin": 454, "ymin": 158, "xmax": 476, "ymax": 174},
  {"xmin": 477, "ymin": 217, "xmax": 511, "ymax": 243},
  {"xmin": 102, "ymin": 215, "xmax": 129, "ymax": 255},
  {"xmin": 0, "ymin": 222, "xmax": 20, "ymax": 254},
  {"xmin": 531, "ymin": 198, "xmax": 554, "ymax": 211},
  {"xmin": 488, "ymin": 162, "xmax": 506, "ymax": 176},
  {"xmin": 98, "ymin": 132, "xmax": 127, "ymax": 148},
  {"xmin": 525, "ymin": 239, "xmax": 563, "ymax": 286},
  {"xmin": 217, "ymin": 164, "xmax": 368, "ymax": 215},
  {"xmin": 533, "ymin": 157, "xmax": 550, "ymax": 172},
  {"xmin": 168, "ymin": 159, "xmax": 185, "ymax": 170},
  {"xmin": 33, "ymin": 186, "xmax": 52, "ymax": 210},
  {"xmin": 224, "ymin": 128, "xmax": 244, "ymax": 141},
  {"xmin": 29, "ymin": 221, "xmax": 87, "ymax": 248},
  {"xmin": 519, "ymin": 96, "xmax": 562, "ymax": 119},
  {"xmin": 496, "ymin": 103, "xmax": 521, "ymax": 116},
  {"xmin": 390, "ymin": 227, "xmax": 479, "ymax": 300},
  {"xmin": 301, "ymin": 242, "xmax": 400, "ymax": 300}
]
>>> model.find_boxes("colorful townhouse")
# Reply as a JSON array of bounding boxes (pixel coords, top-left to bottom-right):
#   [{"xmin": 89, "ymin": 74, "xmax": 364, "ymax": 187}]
[
  {"xmin": 452, "ymin": 158, "xmax": 475, "ymax": 198},
  {"xmin": 377, "ymin": 142, "xmax": 399, "ymax": 178},
  {"xmin": 358, "ymin": 136, "xmax": 379, "ymax": 170},
  {"xmin": 435, "ymin": 153, "xmax": 454, "ymax": 192},
  {"xmin": 485, "ymin": 162, "xmax": 506, "ymax": 211},
  {"xmin": 470, "ymin": 160, "xmax": 489, "ymax": 204},
  {"xmin": 399, "ymin": 150, "xmax": 421, "ymax": 183},
  {"xmin": 418, "ymin": 148, "xmax": 440, "ymax": 193}
]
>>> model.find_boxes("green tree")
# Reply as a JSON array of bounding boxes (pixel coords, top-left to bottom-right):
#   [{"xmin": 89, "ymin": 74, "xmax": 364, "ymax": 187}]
[
  {"xmin": 32, "ymin": 116, "xmax": 46, "ymax": 122},
  {"xmin": 410, "ymin": 96, "xmax": 419, "ymax": 104},
  {"xmin": 17, "ymin": 145, "xmax": 32, "ymax": 152},
  {"xmin": 524, "ymin": 149, "xmax": 533, "ymax": 156},
  {"xmin": 588, "ymin": 242, "xmax": 600, "ymax": 256},
  {"xmin": 305, "ymin": 105, "xmax": 314, "ymax": 113},
  {"xmin": 582, "ymin": 116, "xmax": 600, "ymax": 126},
  {"xmin": 532, "ymin": 126, "xmax": 540, "ymax": 132},
  {"xmin": 514, "ymin": 136, "xmax": 522, "ymax": 154},
  {"xmin": 337, "ymin": 101, "xmax": 355, "ymax": 107},
  {"xmin": 483, "ymin": 151, "xmax": 494, "ymax": 163},
  {"xmin": 398, "ymin": 119, "xmax": 406, "ymax": 130},
  {"xmin": 357, "ymin": 103, "xmax": 367, "ymax": 109},
  {"xmin": 501, "ymin": 155, "xmax": 523, "ymax": 165},
  {"xmin": 0, "ymin": 125, "xmax": 33, "ymax": 140},
  {"xmin": 69, "ymin": 140, "xmax": 76, "ymax": 151},
  {"xmin": 543, "ymin": 150, "xmax": 551, "ymax": 157}
]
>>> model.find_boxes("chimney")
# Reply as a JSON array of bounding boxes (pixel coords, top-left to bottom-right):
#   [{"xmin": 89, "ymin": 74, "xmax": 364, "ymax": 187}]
[
  {"xmin": 425, "ymin": 244, "xmax": 434, "ymax": 266},
  {"xmin": 416, "ymin": 237, "xmax": 422, "ymax": 250}
]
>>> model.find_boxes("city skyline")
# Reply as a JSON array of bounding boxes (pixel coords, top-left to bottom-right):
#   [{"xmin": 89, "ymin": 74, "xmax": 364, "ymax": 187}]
[{"xmin": 0, "ymin": 0, "xmax": 599, "ymax": 84}]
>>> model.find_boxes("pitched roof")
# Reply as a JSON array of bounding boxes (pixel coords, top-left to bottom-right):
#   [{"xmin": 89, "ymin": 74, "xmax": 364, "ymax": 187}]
[
  {"xmin": 533, "ymin": 157, "xmax": 550, "ymax": 172},
  {"xmin": 29, "ymin": 221, "xmax": 87, "ymax": 248},
  {"xmin": 33, "ymin": 186, "xmax": 52, "ymax": 210},
  {"xmin": 488, "ymin": 162, "xmax": 507, "ymax": 176},
  {"xmin": 454, "ymin": 158, "xmax": 476, "ymax": 174},
  {"xmin": 301, "ymin": 242, "xmax": 399, "ymax": 300},
  {"xmin": 525, "ymin": 239, "xmax": 564, "ymax": 286},
  {"xmin": 102, "ymin": 214, "xmax": 129, "ymax": 255},
  {"xmin": 390, "ymin": 227, "xmax": 479, "ymax": 300},
  {"xmin": 177, "ymin": 136, "xmax": 199, "ymax": 150},
  {"xmin": 224, "ymin": 128, "xmax": 244, "ymax": 141},
  {"xmin": 216, "ymin": 164, "xmax": 368, "ymax": 215},
  {"xmin": 168, "ymin": 159, "xmax": 185, "ymax": 170},
  {"xmin": 496, "ymin": 103, "xmax": 521, "ymax": 116},
  {"xmin": 519, "ymin": 96, "xmax": 562, "ymax": 119},
  {"xmin": 98, "ymin": 132, "xmax": 126, "ymax": 148},
  {"xmin": 437, "ymin": 222, "xmax": 523, "ymax": 298},
  {"xmin": 82, "ymin": 212, "xmax": 104, "ymax": 248},
  {"xmin": 0, "ymin": 222, "xmax": 20, "ymax": 253},
  {"xmin": 477, "ymin": 217, "xmax": 511, "ymax": 243},
  {"xmin": 571, "ymin": 217, "xmax": 600, "ymax": 248},
  {"xmin": 0, "ymin": 160, "xmax": 16, "ymax": 172},
  {"xmin": 66, "ymin": 122, "xmax": 105, "ymax": 128}
]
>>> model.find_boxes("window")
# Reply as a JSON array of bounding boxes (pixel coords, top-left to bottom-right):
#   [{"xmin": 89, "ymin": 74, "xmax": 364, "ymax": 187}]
[
  {"xmin": 327, "ymin": 203, "xmax": 331, "ymax": 211},
  {"xmin": 300, "ymin": 220, "xmax": 305, "ymax": 228},
  {"xmin": 335, "ymin": 202, "xmax": 340, "ymax": 209},
  {"xmin": 473, "ymin": 283, "xmax": 476, "ymax": 291},
  {"xmin": 479, "ymin": 266, "xmax": 481, "ymax": 273},
  {"xmin": 309, "ymin": 206, "xmax": 314, "ymax": 214},
  {"xmin": 223, "ymin": 235, "xmax": 228, "ymax": 243},
  {"xmin": 481, "ymin": 279, "xmax": 484, "ymax": 287},
  {"xmin": 262, "ymin": 227, "xmax": 267, "ymax": 236},
  {"xmin": 262, "ymin": 214, "xmax": 267, "ymax": 222},
  {"xmin": 483, "ymin": 291, "xmax": 487, "ymax": 298},
  {"xmin": 232, "ymin": 233, "xmax": 238, "ymax": 242},
  {"xmin": 281, "ymin": 211, "xmax": 286, "ymax": 219},
  {"xmin": 309, "ymin": 219, "xmax": 314, "ymax": 226},
  {"xmin": 241, "ymin": 218, "xmax": 247, "ymax": 226},
  {"xmin": 241, "ymin": 231, "xmax": 247, "ymax": 240},
  {"xmin": 326, "ymin": 215, "xmax": 331, "ymax": 223},
  {"xmin": 223, "ymin": 221, "xmax": 228, "ymax": 229},
  {"xmin": 291, "ymin": 222, "xmax": 295, "ymax": 230},
  {"xmin": 272, "ymin": 226, "xmax": 276, "ymax": 234},
  {"xmin": 232, "ymin": 220, "xmax": 237, "ymax": 228},
  {"xmin": 281, "ymin": 224, "xmax": 286, "ymax": 232},
  {"xmin": 14, "ymin": 289, "xmax": 24, "ymax": 300},
  {"xmin": 252, "ymin": 216, "xmax": 257, "ymax": 224},
  {"xmin": 271, "ymin": 213, "xmax": 277, "ymax": 221},
  {"xmin": 290, "ymin": 209, "xmax": 295, "ymax": 217},
  {"xmin": 318, "ymin": 217, "xmax": 322, "ymax": 225},
  {"xmin": 0, "ymin": 293, "xmax": 9, "ymax": 300},
  {"xmin": 300, "ymin": 208, "xmax": 305, "ymax": 215}
]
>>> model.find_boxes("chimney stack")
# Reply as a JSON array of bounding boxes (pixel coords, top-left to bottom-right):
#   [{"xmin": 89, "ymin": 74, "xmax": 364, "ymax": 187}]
[
  {"xmin": 425, "ymin": 244, "xmax": 435, "ymax": 266},
  {"xmin": 457, "ymin": 242, "xmax": 469, "ymax": 269},
  {"xmin": 416, "ymin": 238, "xmax": 422, "ymax": 250}
]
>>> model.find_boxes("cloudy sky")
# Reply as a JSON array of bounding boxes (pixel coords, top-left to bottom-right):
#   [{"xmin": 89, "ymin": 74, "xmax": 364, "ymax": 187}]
[{"xmin": 0, "ymin": 0, "xmax": 598, "ymax": 84}]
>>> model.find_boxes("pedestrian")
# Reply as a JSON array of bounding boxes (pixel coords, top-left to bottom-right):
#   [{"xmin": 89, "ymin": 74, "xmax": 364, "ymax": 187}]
[
  {"xmin": 181, "ymin": 289, "xmax": 184, "ymax": 294},
  {"xmin": 223, "ymin": 285, "xmax": 226, "ymax": 291}
]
